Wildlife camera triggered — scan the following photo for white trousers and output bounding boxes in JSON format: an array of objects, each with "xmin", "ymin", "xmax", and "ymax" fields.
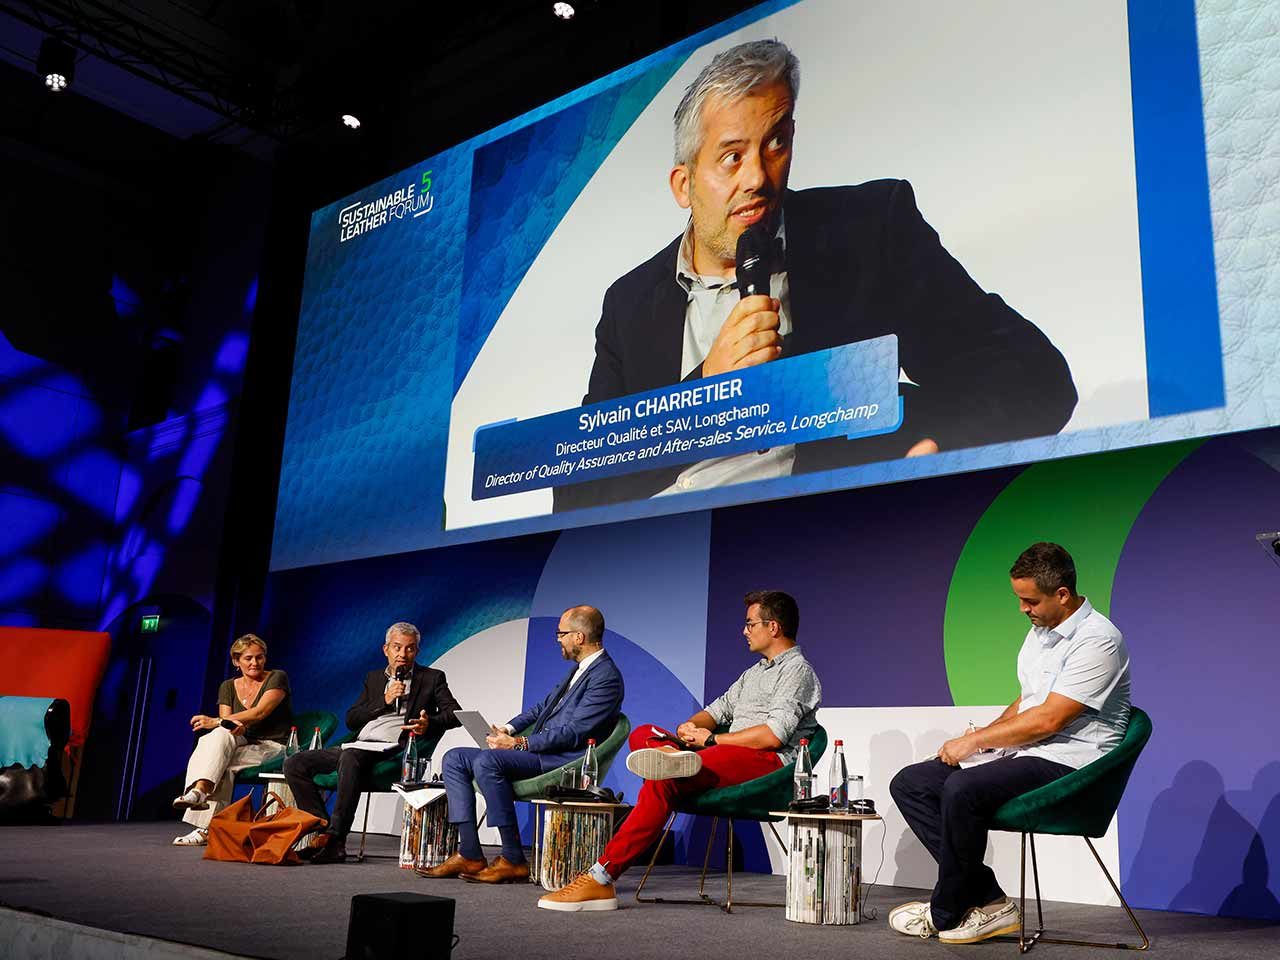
[{"xmin": 182, "ymin": 728, "xmax": 284, "ymax": 828}]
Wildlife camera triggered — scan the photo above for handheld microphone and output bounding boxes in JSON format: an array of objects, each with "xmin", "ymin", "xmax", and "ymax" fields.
[
  {"xmin": 394, "ymin": 666, "xmax": 409, "ymax": 713},
  {"xmin": 735, "ymin": 223, "xmax": 772, "ymax": 298}
]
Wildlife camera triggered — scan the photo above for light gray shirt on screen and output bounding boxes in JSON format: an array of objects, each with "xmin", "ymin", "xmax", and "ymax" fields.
[
  {"xmin": 1013, "ymin": 597, "xmax": 1131, "ymax": 769},
  {"xmin": 656, "ymin": 219, "xmax": 796, "ymax": 496},
  {"xmin": 705, "ymin": 645, "xmax": 821, "ymax": 765}
]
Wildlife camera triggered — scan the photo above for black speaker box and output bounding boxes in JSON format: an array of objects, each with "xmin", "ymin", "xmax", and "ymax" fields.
[{"xmin": 345, "ymin": 892, "xmax": 456, "ymax": 960}]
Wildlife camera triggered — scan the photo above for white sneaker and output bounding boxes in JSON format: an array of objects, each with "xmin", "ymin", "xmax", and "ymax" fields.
[
  {"xmin": 172, "ymin": 788, "xmax": 208, "ymax": 811},
  {"xmin": 625, "ymin": 748, "xmax": 702, "ymax": 781},
  {"xmin": 172, "ymin": 828, "xmax": 207, "ymax": 846},
  {"xmin": 938, "ymin": 900, "xmax": 1021, "ymax": 943},
  {"xmin": 889, "ymin": 901, "xmax": 937, "ymax": 938}
]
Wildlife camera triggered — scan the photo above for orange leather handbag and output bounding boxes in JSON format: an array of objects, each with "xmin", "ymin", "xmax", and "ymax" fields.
[{"xmin": 204, "ymin": 792, "xmax": 326, "ymax": 865}]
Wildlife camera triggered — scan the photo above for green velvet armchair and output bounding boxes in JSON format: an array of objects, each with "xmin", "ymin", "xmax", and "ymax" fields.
[
  {"xmin": 990, "ymin": 706, "xmax": 1153, "ymax": 953},
  {"xmin": 474, "ymin": 714, "xmax": 632, "ymax": 822},
  {"xmin": 313, "ymin": 728, "xmax": 445, "ymax": 861},
  {"xmin": 635, "ymin": 724, "xmax": 828, "ymax": 913},
  {"xmin": 234, "ymin": 709, "xmax": 339, "ymax": 789},
  {"xmin": 511, "ymin": 713, "xmax": 632, "ymax": 799}
]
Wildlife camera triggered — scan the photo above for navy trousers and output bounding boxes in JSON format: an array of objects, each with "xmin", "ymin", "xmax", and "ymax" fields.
[
  {"xmin": 890, "ymin": 756, "xmax": 1072, "ymax": 930},
  {"xmin": 441, "ymin": 746, "xmax": 546, "ymax": 829}
]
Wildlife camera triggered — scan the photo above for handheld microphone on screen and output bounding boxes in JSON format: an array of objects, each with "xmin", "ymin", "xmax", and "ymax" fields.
[
  {"xmin": 394, "ymin": 666, "xmax": 409, "ymax": 713},
  {"xmin": 734, "ymin": 223, "xmax": 772, "ymax": 298}
]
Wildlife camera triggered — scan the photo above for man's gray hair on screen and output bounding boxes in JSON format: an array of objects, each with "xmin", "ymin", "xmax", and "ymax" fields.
[
  {"xmin": 385, "ymin": 622, "xmax": 421, "ymax": 644},
  {"xmin": 672, "ymin": 38, "xmax": 800, "ymax": 167}
]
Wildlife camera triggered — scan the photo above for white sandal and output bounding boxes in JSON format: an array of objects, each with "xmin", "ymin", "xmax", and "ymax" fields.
[
  {"xmin": 173, "ymin": 828, "xmax": 208, "ymax": 846},
  {"xmin": 172, "ymin": 788, "xmax": 209, "ymax": 811}
]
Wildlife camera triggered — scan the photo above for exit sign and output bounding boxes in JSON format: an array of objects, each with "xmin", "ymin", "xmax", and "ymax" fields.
[{"xmin": 140, "ymin": 614, "xmax": 160, "ymax": 633}]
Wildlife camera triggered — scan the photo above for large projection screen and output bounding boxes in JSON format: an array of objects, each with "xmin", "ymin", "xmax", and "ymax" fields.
[{"xmin": 271, "ymin": 0, "xmax": 1255, "ymax": 572}]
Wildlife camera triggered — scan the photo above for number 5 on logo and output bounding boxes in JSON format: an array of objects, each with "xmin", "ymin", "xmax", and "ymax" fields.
[{"xmin": 421, "ymin": 170, "xmax": 432, "ymax": 193}]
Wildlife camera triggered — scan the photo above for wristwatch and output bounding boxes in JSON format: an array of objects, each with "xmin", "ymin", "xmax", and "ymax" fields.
[{"xmin": 705, "ymin": 733, "xmax": 717, "ymax": 747}]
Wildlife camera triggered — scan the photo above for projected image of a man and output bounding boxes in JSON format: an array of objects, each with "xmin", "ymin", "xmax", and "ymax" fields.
[
  {"xmin": 672, "ymin": 74, "xmax": 791, "ymax": 379},
  {"xmin": 553, "ymin": 39, "xmax": 1077, "ymax": 513}
]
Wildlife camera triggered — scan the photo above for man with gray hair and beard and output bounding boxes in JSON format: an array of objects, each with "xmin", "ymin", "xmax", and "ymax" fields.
[
  {"xmin": 285, "ymin": 621, "xmax": 462, "ymax": 864},
  {"xmin": 553, "ymin": 37, "xmax": 1076, "ymax": 512}
]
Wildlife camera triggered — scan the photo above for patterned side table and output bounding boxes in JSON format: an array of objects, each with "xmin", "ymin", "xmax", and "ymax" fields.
[
  {"xmin": 771, "ymin": 810, "xmax": 882, "ymax": 924},
  {"xmin": 530, "ymin": 799, "xmax": 631, "ymax": 891}
]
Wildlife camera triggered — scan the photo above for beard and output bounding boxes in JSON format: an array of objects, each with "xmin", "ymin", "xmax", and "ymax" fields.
[{"xmin": 690, "ymin": 188, "xmax": 778, "ymax": 266}]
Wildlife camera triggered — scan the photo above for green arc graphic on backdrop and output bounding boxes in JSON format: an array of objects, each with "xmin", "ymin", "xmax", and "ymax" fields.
[{"xmin": 944, "ymin": 439, "xmax": 1203, "ymax": 705}]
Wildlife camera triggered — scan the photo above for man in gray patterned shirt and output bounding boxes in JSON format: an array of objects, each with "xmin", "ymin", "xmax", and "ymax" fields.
[{"xmin": 539, "ymin": 589, "xmax": 822, "ymax": 912}]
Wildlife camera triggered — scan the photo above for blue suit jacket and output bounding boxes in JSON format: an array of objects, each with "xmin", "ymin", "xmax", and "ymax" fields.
[{"xmin": 508, "ymin": 651, "xmax": 624, "ymax": 772}]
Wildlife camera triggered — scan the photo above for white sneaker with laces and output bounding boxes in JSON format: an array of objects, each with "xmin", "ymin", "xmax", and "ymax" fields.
[
  {"xmin": 938, "ymin": 900, "xmax": 1021, "ymax": 943},
  {"xmin": 172, "ymin": 788, "xmax": 209, "ymax": 811},
  {"xmin": 889, "ymin": 900, "xmax": 937, "ymax": 938},
  {"xmin": 172, "ymin": 828, "xmax": 207, "ymax": 846}
]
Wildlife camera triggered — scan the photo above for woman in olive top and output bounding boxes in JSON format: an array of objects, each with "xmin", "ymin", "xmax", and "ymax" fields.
[{"xmin": 170, "ymin": 634, "xmax": 294, "ymax": 845}]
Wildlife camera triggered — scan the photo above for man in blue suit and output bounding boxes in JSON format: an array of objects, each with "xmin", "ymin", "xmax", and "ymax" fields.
[{"xmin": 423, "ymin": 604, "xmax": 624, "ymax": 883}]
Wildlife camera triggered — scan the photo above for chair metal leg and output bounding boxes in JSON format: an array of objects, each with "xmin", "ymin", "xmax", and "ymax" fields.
[
  {"xmin": 717, "ymin": 819, "xmax": 785, "ymax": 911},
  {"xmin": 1005, "ymin": 833, "xmax": 1149, "ymax": 953},
  {"xmin": 697, "ymin": 817, "xmax": 720, "ymax": 901},
  {"xmin": 356, "ymin": 792, "xmax": 371, "ymax": 862},
  {"xmin": 724, "ymin": 820, "xmax": 734, "ymax": 913},
  {"xmin": 634, "ymin": 812, "xmax": 681, "ymax": 903},
  {"xmin": 1030, "ymin": 833, "xmax": 1045, "ymax": 932},
  {"xmin": 766, "ymin": 821, "xmax": 785, "ymax": 848},
  {"xmin": 634, "ymin": 814, "xmax": 784, "ymax": 911}
]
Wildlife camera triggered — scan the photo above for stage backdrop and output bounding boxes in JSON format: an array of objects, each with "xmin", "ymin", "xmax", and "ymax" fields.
[
  {"xmin": 257, "ymin": 0, "xmax": 1280, "ymax": 919},
  {"xmin": 262, "ymin": 426, "xmax": 1280, "ymax": 919}
]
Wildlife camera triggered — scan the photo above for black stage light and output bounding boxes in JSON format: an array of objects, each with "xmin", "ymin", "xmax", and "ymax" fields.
[{"xmin": 37, "ymin": 36, "xmax": 76, "ymax": 93}]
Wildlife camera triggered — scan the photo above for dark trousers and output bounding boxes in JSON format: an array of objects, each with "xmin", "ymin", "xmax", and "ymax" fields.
[
  {"xmin": 889, "ymin": 756, "xmax": 1072, "ymax": 930},
  {"xmin": 283, "ymin": 746, "xmax": 390, "ymax": 841},
  {"xmin": 441, "ymin": 746, "xmax": 546, "ymax": 830}
]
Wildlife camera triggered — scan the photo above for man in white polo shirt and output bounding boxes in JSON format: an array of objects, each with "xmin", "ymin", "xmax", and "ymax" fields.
[{"xmin": 888, "ymin": 542, "xmax": 1131, "ymax": 944}]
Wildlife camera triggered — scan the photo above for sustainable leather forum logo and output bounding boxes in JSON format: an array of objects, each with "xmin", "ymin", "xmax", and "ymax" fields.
[{"xmin": 337, "ymin": 169, "xmax": 435, "ymax": 243}]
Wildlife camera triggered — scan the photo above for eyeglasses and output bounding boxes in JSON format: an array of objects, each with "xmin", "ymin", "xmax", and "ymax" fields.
[
  {"xmin": 555, "ymin": 630, "xmax": 581, "ymax": 638},
  {"xmin": 743, "ymin": 618, "xmax": 774, "ymax": 629}
]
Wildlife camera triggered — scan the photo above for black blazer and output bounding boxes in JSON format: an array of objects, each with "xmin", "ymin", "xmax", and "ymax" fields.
[
  {"xmin": 553, "ymin": 179, "xmax": 1078, "ymax": 511},
  {"xmin": 344, "ymin": 664, "xmax": 462, "ymax": 745}
]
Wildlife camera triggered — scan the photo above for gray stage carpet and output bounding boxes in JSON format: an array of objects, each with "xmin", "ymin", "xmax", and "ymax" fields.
[{"xmin": 0, "ymin": 823, "xmax": 1275, "ymax": 959}]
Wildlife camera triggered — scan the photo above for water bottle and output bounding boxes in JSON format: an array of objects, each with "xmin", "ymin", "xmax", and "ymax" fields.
[
  {"xmin": 793, "ymin": 738, "xmax": 814, "ymax": 801},
  {"xmin": 401, "ymin": 732, "xmax": 418, "ymax": 782},
  {"xmin": 828, "ymin": 739, "xmax": 849, "ymax": 810},
  {"xmin": 307, "ymin": 726, "xmax": 322, "ymax": 751},
  {"xmin": 581, "ymin": 738, "xmax": 599, "ymax": 790},
  {"xmin": 285, "ymin": 726, "xmax": 300, "ymax": 758}
]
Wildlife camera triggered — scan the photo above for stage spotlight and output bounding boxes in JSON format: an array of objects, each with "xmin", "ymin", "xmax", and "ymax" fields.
[
  {"xmin": 37, "ymin": 36, "xmax": 75, "ymax": 93},
  {"xmin": 553, "ymin": 2, "xmax": 575, "ymax": 20},
  {"xmin": 341, "ymin": 113, "xmax": 362, "ymax": 130}
]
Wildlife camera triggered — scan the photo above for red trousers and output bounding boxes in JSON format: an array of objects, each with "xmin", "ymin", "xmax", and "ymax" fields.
[{"xmin": 597, "ymin": 723, "xmax": 782, "ymax": 878}]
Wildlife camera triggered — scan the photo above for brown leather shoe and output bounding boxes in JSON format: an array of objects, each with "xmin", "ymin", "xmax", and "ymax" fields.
[
  {"xmin": 460, "ymin": 855, "xmax": 530, "ymax": 884},
  {"xmin": 417, "ymin": 852, "xmax": 487, "ymax": 879}
]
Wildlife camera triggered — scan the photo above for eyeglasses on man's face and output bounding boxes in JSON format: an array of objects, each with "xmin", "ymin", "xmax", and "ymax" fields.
[
  {"xmin": 743, "ymin": 618, "xmax": 774, "ymax": 630},
  {"xmin": 555, "ymin": 629, "xmax": 581, "ymax": 639}
]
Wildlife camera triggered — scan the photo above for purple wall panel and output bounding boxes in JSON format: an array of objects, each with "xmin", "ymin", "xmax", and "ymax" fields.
[
  {"xmin": 704, "ymin": 467, "xmax": 1016, "ymax": 706},
  {"xmin": 1113, "ymin": 440, "xmax": 1280, "ymax": 917}
]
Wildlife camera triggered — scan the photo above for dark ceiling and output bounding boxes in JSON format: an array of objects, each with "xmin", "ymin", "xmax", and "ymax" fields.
[
  {"xmin": 0, "ymin": 0, "xmax": 765, "ymax": 175},
  {"xmin": 0, "ymin": 1, "xmax": 767, "ymax": 406}
]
